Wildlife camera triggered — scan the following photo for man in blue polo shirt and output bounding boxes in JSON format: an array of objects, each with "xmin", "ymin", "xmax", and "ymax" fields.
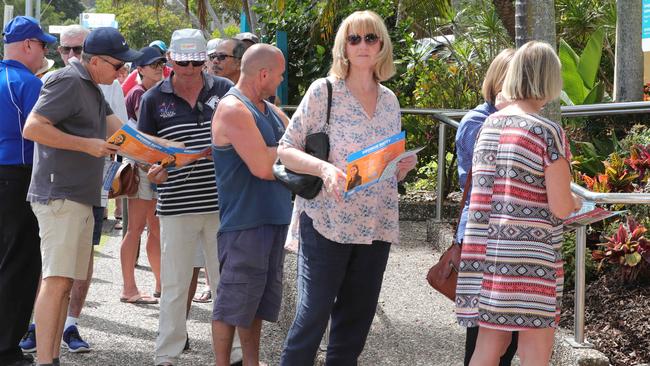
[{"xmin": 0, "ymin": 16, "xmax": 55, "ymax": 366}]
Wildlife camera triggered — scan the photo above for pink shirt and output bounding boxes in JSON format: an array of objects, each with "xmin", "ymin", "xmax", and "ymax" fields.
[{"xmin": 280, "ymin": 77, "xmax": 401, "ymax": 251}]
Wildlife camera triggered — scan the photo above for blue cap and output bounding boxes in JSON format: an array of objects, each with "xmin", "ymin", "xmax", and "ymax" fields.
[
  {"xmin": 83, "ymin": 27, "xmax": 142, "ymax": 62},
  {"xmin": 2, "ymin": 16, "xmax": 56, "ymax": 44},
  {"xmin": 149, "ymin": 40, "xmax": 168, "ymax": 53},
  {"xmin": 134, "ymin": 47, "xmax": 166, "ymax": 67}
]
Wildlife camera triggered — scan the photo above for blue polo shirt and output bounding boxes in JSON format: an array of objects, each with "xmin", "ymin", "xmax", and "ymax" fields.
[
  {"xmin": 138, "ymin": 72, "xmax": 233, "ymax": 216},
  {"xmin": 0, "ymin": 60, "xmax": 42, "ymax": 165}
]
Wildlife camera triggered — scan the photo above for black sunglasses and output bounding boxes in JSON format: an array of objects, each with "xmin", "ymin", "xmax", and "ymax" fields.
[
  {"xmin": 60, "ymin": 45, "xmax": 83, "ymax": 54},
  {"xmin": 346, "ymin": 33, "xmax": 380, "ymax": 46},
  {"xmin": 28, "ymin": 39, "xmax": 48, "ymax": 50},
  {"xmin": 146, "ymin": 60, "xmax": 166, "ymax": 69},
  {"xmin": 209, "ymin": 53, "xmax": 238, "ymax": 61},
  {"xmin": 98, "ymin": 56, "xmax": 125, "ymax": 71},
  {"xmin": 175, "ymin": 60, "xmax": 205, "ymax": 67}
]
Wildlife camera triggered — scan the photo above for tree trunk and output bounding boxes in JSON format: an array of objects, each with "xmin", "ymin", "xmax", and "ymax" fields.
[
  {"xmin": 614, "ymin": 0, "xmax": 643, "ymax": 102},
  {"xmin": 204, "ymin": 0, "xmax": 225, "ymax": 35},
  {"xmin": 492, "ymin": 0, "xmax": 516, "ymax": 42},
  {"xmin": 515, "ymin": 0, "xmax": 560, "ymax": 122}
]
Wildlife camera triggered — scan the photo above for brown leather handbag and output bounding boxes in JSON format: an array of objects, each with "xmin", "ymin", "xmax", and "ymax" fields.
[
  {"xmin": 426, "ymin": 168, "xmax": 472, "ymax": 301},
  {"xmin": 108, "ymin": 162, "xmax": 140, "ymax": 199}
]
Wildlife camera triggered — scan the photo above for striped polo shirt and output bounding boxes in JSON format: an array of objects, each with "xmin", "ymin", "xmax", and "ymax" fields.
[{"xmin": 137, "ymin": 71, "xmax": 233, "ymax": 216}]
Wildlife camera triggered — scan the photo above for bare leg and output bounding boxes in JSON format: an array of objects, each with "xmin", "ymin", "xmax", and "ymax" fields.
[
  {"xmin": 144, "ymin": 200, "xmax": 161, "ymax": 294},
  {"xmin": 517, "ymin": 328, "xmax": 555, "ymax": 366},
  {"xmin": 68, "ymin": 248, "xmax": 94, "ymax": 318},
  {"xmin": 212, "ymin": 320, "xmax": 235, "ymax": 366},
  {"xmin": 120, "ymin": 199, "xmax": 149, "ymax": 298},
  {"xmin": 238, "ymin": 318, "xmax": 262, "ymax": 366},
  {"xmin": 34, "ymin": 276, "xmax": 73, "ymax": 363},
  {"xmin": 469, "ymin": 326, "xmax": 512, "ymax": 366},
  {"xmin": 186, "ymin": 267, "xmax": 200, "ymax": 318}
]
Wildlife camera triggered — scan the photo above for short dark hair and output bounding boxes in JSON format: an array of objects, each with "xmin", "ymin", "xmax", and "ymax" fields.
[{"xmin": 231, "ymin": 39, "xmax": 247, "ymax": 59}]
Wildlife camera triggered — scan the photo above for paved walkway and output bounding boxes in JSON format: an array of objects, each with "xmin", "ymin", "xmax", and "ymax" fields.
[{"xmin": 52, "ymin": 220, "xmax": 466, "ymax": 365}]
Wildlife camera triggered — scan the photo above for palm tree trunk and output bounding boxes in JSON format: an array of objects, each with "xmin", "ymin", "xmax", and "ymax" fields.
[{"xmin": 492, "ymin": 0, "xmax": 515, "ymax": 42}]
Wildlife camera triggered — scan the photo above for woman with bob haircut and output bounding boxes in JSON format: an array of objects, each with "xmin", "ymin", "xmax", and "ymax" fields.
[
  {"xmin": 278, "ymin": 10, "xmax": 417, "ymax": 365},
  {"xmin": 455, "ymin": 41, "xmax": 582, "ymax": 366},
  {"xmin": 455, "ymin": 48, "xmax": 520, "ymax": 366}
]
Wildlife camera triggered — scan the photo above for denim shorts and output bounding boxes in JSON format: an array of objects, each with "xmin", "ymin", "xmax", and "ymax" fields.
[{"xmin": 212, "ymin": 224, "xmax": 288, "ymax": 327}]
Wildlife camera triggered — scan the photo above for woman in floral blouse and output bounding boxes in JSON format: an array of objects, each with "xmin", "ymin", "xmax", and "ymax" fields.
[{"xmin": 277, "ymin": 10, "xmax": 417, "ymax": 365}]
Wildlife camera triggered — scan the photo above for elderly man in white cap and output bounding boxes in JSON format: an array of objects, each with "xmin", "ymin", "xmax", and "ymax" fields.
[{"xmin": 137, "ymin": 28, "xmax": 241, "ymax": 366}]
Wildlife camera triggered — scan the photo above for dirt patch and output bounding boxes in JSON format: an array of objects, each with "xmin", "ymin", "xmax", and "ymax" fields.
[{"xmin": 561, "ymin": 271, "xmax": 650, "ymax": 366}]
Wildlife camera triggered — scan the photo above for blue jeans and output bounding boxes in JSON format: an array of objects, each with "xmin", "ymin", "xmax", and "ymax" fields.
[{"xmin": 280, "ymin": 213, "xmax": 391, "ymax": 366}]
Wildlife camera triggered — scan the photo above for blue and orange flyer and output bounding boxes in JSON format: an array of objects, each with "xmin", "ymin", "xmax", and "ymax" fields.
[
  {"xmin": 107, "ymin": 122, "xmax": 210, "ymax": 169},
  {"xmin": 344, "ymin": 131, "xmax": 423, "ymax": 197}
]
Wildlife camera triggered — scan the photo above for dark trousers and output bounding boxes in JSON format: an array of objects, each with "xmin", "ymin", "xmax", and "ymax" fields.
[
  {"xmin": 0, "ymin": 166, "xmax": 40, "ymax": 365},
  {"xmin": 280, "ymin": 213, "xmax": 391, "ymax": 366},
  {"xmin": 464, "ymin": 326, "xmax": 519, "ymax": 366}
]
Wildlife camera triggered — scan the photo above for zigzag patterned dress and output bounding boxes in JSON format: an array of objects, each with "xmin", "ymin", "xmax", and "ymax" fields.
[{"xmin": 455, "ymin": 113, "xmax": 570, "ymax": 331}]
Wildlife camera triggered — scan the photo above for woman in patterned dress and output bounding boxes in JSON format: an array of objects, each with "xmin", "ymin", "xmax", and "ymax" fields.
[
  {"xmin": 277, "ymin": 10, "xmax": 417, "ymax": 365},
  {"xmin": 455, "ymin": 41, "xmax": 582, "ymax": 366}
]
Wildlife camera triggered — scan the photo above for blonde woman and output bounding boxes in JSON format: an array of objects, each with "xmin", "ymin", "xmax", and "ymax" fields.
[
  {"xmin": 456, "ymin": 41, "xmax": 582, "ymax": 366},
  {"xmin": 278, "ymin": 10, "xmax": 416, "ymax": 365}
]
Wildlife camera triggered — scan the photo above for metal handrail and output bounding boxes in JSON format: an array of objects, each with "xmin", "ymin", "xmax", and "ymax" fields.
[{"xmin": 569, "ymin": 184, "xmax": 650, "ymax": 346}]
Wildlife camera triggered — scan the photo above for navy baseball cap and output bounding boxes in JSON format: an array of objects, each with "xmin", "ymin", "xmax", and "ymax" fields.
[
  {"xmin": 83, "ymin": 27, "xmax": 142, "ymax": 62},
  {"xmin": 3, "ymin": 16, "xmax": 56, "ymax": 44},
  {"xmin": 134, "ymin": 47, "xmax": 166, "ymax": 67}
]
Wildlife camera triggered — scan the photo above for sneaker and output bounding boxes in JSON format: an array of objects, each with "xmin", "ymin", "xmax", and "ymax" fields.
[
  {"xmin": 19, "ymin": 324, "xmax": 36, "ymax": 353},
  {"xmin": 62, "ymin": 325, "xmax": 91, "ymax": 353}
]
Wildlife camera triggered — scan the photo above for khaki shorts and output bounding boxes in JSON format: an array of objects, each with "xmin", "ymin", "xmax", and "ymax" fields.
[
  {"xmin": 32, "ymin": 199, "xmax": 94, "ymax": 280},
  {"xmin": 132, "ymin": 164, "xmax": 157, "ymax": 200}
]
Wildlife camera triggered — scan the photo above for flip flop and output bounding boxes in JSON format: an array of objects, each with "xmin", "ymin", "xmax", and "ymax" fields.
[
  {"xmin": 192, "ymin": 289, "xmax": 212, "ymax": 303},
  {"xmin": 114, "ymin": 221, "xmax": 123, "ymax": 230},
  {"xmin": 120, "ymin": 293, "xmax": 158, "ymax": 304}
]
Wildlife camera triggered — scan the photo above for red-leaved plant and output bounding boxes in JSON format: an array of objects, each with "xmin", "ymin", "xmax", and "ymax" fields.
[
  {"xmin": 592, "ymin": 216, "xmax": 650, "ymax": 283},
  {"xmin": 624, "ymin": 144, "xmax": 650, "ymax": 184}
]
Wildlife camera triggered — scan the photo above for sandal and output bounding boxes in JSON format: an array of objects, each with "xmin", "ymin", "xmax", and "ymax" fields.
[
  {"xmin": 114, "ymin": 221, "xmax": 123, "ymax": 230},
  {"xmin": 192, "ymin": 289, "xmax": 212, "ymax": 303},
  {"xmin": 120, "ymin": 293, "xmax": 158, "ymax": 304}
]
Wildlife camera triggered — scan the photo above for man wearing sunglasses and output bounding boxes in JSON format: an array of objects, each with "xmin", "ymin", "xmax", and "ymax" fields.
[
  {"xmin": 0, "ymin": 16, "xmax": 55, "ymax": 366},
  {"xmin": 137, "ymin": 28, "xmax": 242, "ymax": 366},
  {"xmin": 21, "ymin": 24, "xmax": 130, "ymax": 359},
  {"xmin": 22, "ymin": 27, "xmax": 141, "ymax": 366},
  {"xmin": 209, "ymin": 38, "xmax": 246, "ymax": 83}
]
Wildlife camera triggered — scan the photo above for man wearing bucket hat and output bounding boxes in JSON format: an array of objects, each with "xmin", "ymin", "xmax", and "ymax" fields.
[
  {"xmin": 22, "ymin": 27, "xmax": 141, "ymax": 366},
  {"xmin": 0, "ymin": 15, "xmax": 55, "ymax": 366},
  {"xmin": 136, "ymin": 28, "xmax": 241, "ymax": 366}
]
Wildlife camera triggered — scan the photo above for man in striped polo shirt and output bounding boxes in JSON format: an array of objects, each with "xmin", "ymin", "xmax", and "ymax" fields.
[{"xmin": 137, "ymin": 29, "xmax": 240, "ymax": 366}]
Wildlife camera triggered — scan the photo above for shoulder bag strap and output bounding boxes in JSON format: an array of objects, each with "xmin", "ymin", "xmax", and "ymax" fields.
[{"xmin": 325, "ymin": 78, "xmax": 332, "ymax": 126}]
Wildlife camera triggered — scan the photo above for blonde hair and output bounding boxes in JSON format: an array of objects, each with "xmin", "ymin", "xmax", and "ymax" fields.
[
  {"xmin": 329, "ymin": 10, "xmax": 395, "ymax": 81},
  {"xmin": 501, "ymin": 41, "xmax": 562, "ymax": 101},
  {"xmin": 481, "ymin": 48, "xmax": 515, "ymax": 104}
]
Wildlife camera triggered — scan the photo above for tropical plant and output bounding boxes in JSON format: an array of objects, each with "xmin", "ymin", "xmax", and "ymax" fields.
[
  {"xmin": 592, "ymin": 216, "xmax": 650, "ymax": 283},
  {"xmin": 580, "ymin": 152, "xmax": 638, "ymax": 193},
  {"xmin": 559, "ymin": 29, "xmax": 606, "ymax": 106}
]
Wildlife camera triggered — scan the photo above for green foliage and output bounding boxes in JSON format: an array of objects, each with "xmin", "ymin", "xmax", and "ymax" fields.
[
  {"xmin": 562, "ymin": 231, "xmax": 597, "ymax": 290},
  {"xmin": 96, "ymin": 0, "xmax": 192, "ymax": 49},
  {"xmin": 559, "ymin": 29, "xmax": 606, "ymax": 105},
  {"xmin": 405, "ymin": 152, "xmax": 456, "ymax": 191},
  {"xmin": 211, "ymin": 25, "xmax": 240, "ymax": 39},
  {"xmin": 570, "ymin": 131, "xmax": 619, "ymax": 177}
]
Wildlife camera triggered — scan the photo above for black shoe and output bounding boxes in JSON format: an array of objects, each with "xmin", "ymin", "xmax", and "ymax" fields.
[
  {"xmin": 229, "ymin": 361, "xmax": 243, "ymax": 366},
  {"xmin": 183, "ymin": 333, "xmax": 190, "ymax": 352}
]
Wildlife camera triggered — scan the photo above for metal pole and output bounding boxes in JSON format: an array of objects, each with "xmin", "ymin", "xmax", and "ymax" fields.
[
  {"xmin": 436, "ymin": 123, "xmax": 446, "ymax": 221},
  {"xmin": 24, "ymin": 0, "xmax": 33, "ymax": 17},
  {"xmin": 570, "ymin": 225, "xmax": 591, "ymax": 347}
]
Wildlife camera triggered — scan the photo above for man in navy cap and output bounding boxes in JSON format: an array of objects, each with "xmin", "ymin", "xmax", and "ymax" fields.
[
  {"xmin": 22, "ymin": 27, "xmax": 141, "ymax": 366},
  {"xmin": 0, "ymin": 15, "xmax": 55, "ymax": 366}
]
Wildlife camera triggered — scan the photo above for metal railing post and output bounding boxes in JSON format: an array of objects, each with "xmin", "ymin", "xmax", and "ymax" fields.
[
  {"xmin": 568, "ymin": 225, "xmax": 592, "ymax": 348},
  {"xmin": 436, "ymin": 123, "xmax": 446, "ymax": 222}
]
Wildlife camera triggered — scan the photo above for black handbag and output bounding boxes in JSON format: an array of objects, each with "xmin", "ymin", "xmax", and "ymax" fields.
[{"xmin": 273, "ymin": 79, "xmax": 332, "ymax": 199}]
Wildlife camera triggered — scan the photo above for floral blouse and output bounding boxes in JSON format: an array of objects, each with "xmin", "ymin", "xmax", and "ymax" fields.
[{"xmin": 280, "ymin": 76, "xmax": 402, "ymax": 251}]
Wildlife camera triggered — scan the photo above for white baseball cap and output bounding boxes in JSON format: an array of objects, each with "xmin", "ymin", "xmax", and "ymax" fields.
[{"xmin": 169, "ymin": 29, "xmax": 207, "ymax": 61}]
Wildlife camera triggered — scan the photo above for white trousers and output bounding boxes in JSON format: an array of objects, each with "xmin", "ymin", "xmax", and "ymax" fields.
[{"xmin": 154, "ymin": 213, "xmax": 242, "ymax": 365}]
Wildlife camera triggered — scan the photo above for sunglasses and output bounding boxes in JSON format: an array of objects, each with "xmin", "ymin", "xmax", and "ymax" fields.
[
  {"xmin": 346, "ymin": 33, "xmax": 380, "ymax": 46},
  {"xmin": 146, "ymin": 60, "xmax": 166, "ymax": 69},
  {"xmin": 98, "ymin": 55, "xmax": 125, "ymax": 71},
  {"xmin": 60, "ymin": 45, "xmax": 83, "ymax": 55},
  {"xmin": 28, "ymin": 39, "xmax": 48, "ymax": 50},
  {"xmin": 209, "ymin": 53, "xmax": 238, "ymax": 61},
  {"xmin": 175, "ymin": 60, "xmax": 205, "ymax": 67}
]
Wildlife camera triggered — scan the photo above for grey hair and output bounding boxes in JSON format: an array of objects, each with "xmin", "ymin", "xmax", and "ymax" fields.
[
  {"xmin": 231, "ymin": 39, "xmax": 246, "ymax": 59},
  {"xmin": 61, "ymin": 25, "xmax": 90, "ymax": 40},
  {"xmin": 81, "ymin": 52, "xmax": 96, "ymax": 63}
]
